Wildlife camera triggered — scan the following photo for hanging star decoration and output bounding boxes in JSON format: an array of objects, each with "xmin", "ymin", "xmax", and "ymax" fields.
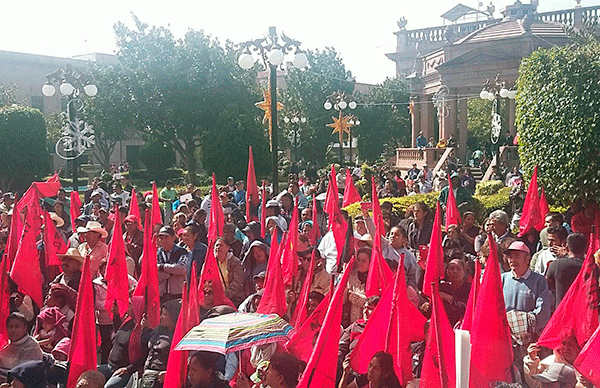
[
  {"xmin": 327, "ymin": 111, "xmax": 355, "ymax": 144},
  {"xmin": 256, "ymin": 88, "xmax": 284, "ymax": 151}
]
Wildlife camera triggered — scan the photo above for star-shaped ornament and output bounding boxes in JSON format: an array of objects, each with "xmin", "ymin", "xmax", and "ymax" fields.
[
  {"xmin": 326, "ymin": 111, "xmax": 355, "ymax": 144},
  {"xmin": 255, "ymin": 88, "xmax": 284, "ymax": 151}
]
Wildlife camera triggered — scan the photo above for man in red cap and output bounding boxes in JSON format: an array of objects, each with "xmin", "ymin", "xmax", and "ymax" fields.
[{"xmin": 123, "ymin": 215, "xmax": 143, "ymax": 264}]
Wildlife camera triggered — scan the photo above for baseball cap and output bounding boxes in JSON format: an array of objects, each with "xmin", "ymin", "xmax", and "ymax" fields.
[
  {"xmin": 158, "ymin": 225, "xmax": 175, "ymax": 236},
  {"xmin": 533, "ymin": 363, "xmax": 576, "ymax": 387},
  {"xmin": 506, "ymin": 241, "xmax": 531, "ymax": 256}
]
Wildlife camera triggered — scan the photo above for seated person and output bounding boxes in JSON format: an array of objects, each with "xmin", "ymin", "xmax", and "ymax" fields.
[
  {"xmin": 0, "ymin": 313, "xmax": 44, "ymax": 382},
  {"xmin": 186, "ymin": 351, "xmax": 230, "ymax": 388}
]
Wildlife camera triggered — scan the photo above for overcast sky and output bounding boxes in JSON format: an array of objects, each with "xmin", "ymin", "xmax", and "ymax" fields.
[{"xmin": 3, "ymin": 0, "xmax": 598, "ymax": 84}]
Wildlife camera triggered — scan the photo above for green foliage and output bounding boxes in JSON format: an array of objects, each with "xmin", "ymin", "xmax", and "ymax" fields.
[
  {"xmin": 473, "ymin": 187, "xmax": 511, "ymax": 217},
  {"xmin": 474, "ymin": 180, "xmax": 504, "ymax": 196},
  {"xmin": 516, "ymin": 41, "xmax": 600, "ymax": 204},
  {"xmin": 139, "ymin": 139, "xmax": 176, "ymax": 171},
  {"xmin": 356, "ymin": 77, "xmax": 411, "ymax": 162},
  {"xmin": 128, "ymin": 168, "xmax": 184, "ymax": 186},
  {"xmin": 467, "ymin": 98, "xmax": 507, "ymax": 152},
  {"xmin": 0, "ymin": 83, "xmax": 20, "ymax": 106},
  {"xmin": 0, "ymin": 105, "xmax": 50, "ymax": 191}
]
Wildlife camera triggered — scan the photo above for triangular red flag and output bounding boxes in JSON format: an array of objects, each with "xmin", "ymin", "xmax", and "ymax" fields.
[
  {"xmin": 574, "ymin": 324, "xmax": 600, "ymax": 387},
  {"xmin": 539, "ymin": 187, "xmax": 550, "ymax": 223},
  {"xmin": 469, "ymin": 235, "xmax": 513, "ymax": 387},
  {"xmin": 4, "ymin": 193, "xmax": 22, "ymax": 268},
  {"xmin": 325, "ymin": 165, "xmax": 339, "ymax": 230},
  {"xmin": 351, "ymin": 257, "xmax": 426, "ymax": 385},
  {"xmin": 133, "ymin": 210, "xmax": 161, "ymax": 328},
  {"xmin": 32, "ymin": 180, "xmax": 61, "ymax": 198},
  {"xmin": 281, "ymin": 198, "xmax": 299, "ymax": 286},
  {"xmin": 47, "ymin": 172, "xmax": 60, "ymax": 183},
  {"xmin": 105, "ymin": 208, "xmax": 130, "ymax": 318},
  {"xmin": 460, "ymin": 259, "xmax": 481, "ymax": 331},
  {"xmin": 285, "ymin": 293, "xmax": 331, "ymax": 362},
  {"xmin": 43, "ymin": 210, "xmax": 67, "ymax": 267},
  {"xmin": 308, "ymin": 195, "xmax": 320, "ymax": 246},
  {"xmin": 420, "ymin": 282, "xmax": 456, "ymax": 388},
  {"xmin": 297, "ymin": 257, "xmax": 356, "ymax": 388},
  {"xmin": 342, "ymin": 169, "xmax": 361, "ymax": 208},
  {"xmin": 188, "ymin": 263, "xmax": 201, "ymax": 328},
  {"xmin": 257, "ymin": 234, "xmax": 287, "ymax": 317},
  {"xmin": 208, "ymin": 174, "xmax": 225, "ymax": 243},
  {"xmin": 0, "ymin": 256, "xmax": 12, "ymax": 348},
  {"xmin": 445, "ymin": 177, "xmax": 462, "ymax": 229},
  {"xmin": 128, "ymin": 187, "xmax": 142, "ymax": 230},
  {"xmin": 163, "ymin": 281, "xmax": 193, "ymax": 387},
  {"xmin": 291, "ymin": 248, "xmax": 317, "ymax": 327},
  {"xmin": 246, "ymin": 146, "xmax": 260, "ymax": 222},
  {"xmin": 198, "ymin": 242, "xmax": 235, "ymax": 309},
  {"xmin": 67, "ymin": 257, "xmax": 97, "ymax": 388},
  {"xmin": 519, "ymin": 165, "xmax": 543, "ymax": 236},
  {"xmin": 69, "ymin": 191, "xmax": 82, "ymax": 232},
  {"xmin": 151, "ymin": 182, "xmax": 162, "ymax": 229},
  {"xmin": 260, "ymin": 180, "xmax": 267, "ymax": 239},
  {"xmin": 423, "ymin": 201, "xmax": 444, "ymax": 298},
  {"xmin": 537, "ymin": 233, "xmax": 600, "ymax": 349}
]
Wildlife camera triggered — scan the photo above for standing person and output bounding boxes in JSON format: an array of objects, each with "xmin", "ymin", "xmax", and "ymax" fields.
[
  {"xmin": 156, "ymin": 226, "xmax": 188, "ymax": 303},
  {"xmin": 77, "ymin": 221, "xmax": 109, "ymax": 275},
  {"xmin": 159, "ymin": 180, "xmax": 178, "ymax": 225},
  {"xmin": 110, "ymin": 184, "xmax": 130, "ymax": 207},
  {"xmin": 405, "ymin": 163, "xmax": 420, "ymax": 181},
  {"xmin": 531, "ymin": 226, "xmax": 568, "ymax": 276},
  {"xmin": 233, "ymin": 181, "xmax": 246, "ymax": 208},
  {"xmin": 546, "ymin": 233, "xmax": 587, "ymax": 307},
  {"xmin": 416, "ymin": 131, "xmax": 427, "ymax": 149}
]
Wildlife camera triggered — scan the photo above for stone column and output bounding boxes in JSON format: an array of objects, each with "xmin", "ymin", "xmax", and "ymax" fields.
[
  {"xmin": 410, "ymin": 99, "xmax": 421, "ymax": 147},
  {"xmin": 440, "ymin": 90, "xmax": 457, "ymax": 142},
  {"xmin": 420, "ymin": 95, "xmax": 435, "ymax": 144},
  {"xmin": 458, "ymin": 95, "xmax": 468, "ymax": 162},
  {"xmin": 508, "ymin": 98, "xmax": 516, "ymax": 136}
]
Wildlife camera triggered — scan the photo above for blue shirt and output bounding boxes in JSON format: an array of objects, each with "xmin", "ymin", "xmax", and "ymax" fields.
[{"xmin": 501, "ymin": 269, "xmax": 554, "ymax": 332}]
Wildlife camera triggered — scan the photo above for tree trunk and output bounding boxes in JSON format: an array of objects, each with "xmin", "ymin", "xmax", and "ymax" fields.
[{"xmin": 184, "ymin": 145, "xmax": 198, "ymax": 185}]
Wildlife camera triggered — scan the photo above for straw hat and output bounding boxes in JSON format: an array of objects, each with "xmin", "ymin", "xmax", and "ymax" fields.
[
  {"xmin": 57, "ymin": 248, "xmax": 85, "ymax": 264},
  {"xmin": 76, "ymin": 221, "xmax": 108, "ymax": 239},
  {"xmin": 48, "ymin": 212, "xmax": 64, "ymax": 228}
]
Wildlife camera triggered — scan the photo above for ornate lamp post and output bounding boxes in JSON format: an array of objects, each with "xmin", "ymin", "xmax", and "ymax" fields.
[
  {"xmin": 479, "ymin": 74, "xmax": 516, "ymax": 145},
  {"xmin": 42, "ymin": 64, "xmax": 97, "ymax": 192},
  {"xmin": 283, "ymin": 112, "xmax": 306, "ymax": 163},
  {"xmin": 324, "ymin": 92, "xmax": 358, "ymax": 162},
  {"xmin": 238, "ymin": 27, "xmax": 307, "ymax": 192}
]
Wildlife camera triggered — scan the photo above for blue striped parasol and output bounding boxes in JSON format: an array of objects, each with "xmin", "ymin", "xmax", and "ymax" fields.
[{"xmin": 175, "ymin": 312, "xmax": 293, "ymax": 354}]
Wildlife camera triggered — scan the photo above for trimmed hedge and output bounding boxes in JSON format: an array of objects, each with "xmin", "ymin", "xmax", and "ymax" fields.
[{"xmin": 475, "ymin": 180, "xmax": 504, "ymax": 196}]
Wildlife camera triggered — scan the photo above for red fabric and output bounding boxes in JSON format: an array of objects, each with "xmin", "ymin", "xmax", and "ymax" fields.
[
  {"xmin": 32, "ymin": 180, "xmax": 61, "ymax": 198},
  {"xmin": 574, "ymin": 324, "xmax": 600, "ymax": 387},
  {"xmin": 4, "ymin": 193, "xmax": 21, "ymax": 268},
  {"xmin": 128, "ymin": 187, "xmax": 142, "ymax": 230},
  {"xmin": 260, "ymin": 180, "xmax": 267, "ymax": 239},
  {"xmin": 519, "ymin": 165, "xmax": 543, "ymax": 236},
  {"xmin": 423, "ymin": 202, "xmax": 444, "ymax": 298},
  {"xmin": 69, "ymin": 191, "xmax": 82, "ymax": 232},
  {"xmin": 351, "ymin": 257, "xmax": 426, "ymax": 386},
  {"xmin": 47, "ymin": 172, "xmax": 60, "ymax": 183},
  {"xmin": 342, "ymin": 169, "xmax": 361, "ymax": 208},
  {"xmin": 133, "ymin": 210, "xmax": 161, "ymax": 328},
  {"xmin": 285, "ymin": 294, "xmax": 331, "ymax": 362},
  {"xmin": 308, "ymin": 195, "xmax": 320, "ymax": 246},
  {"xmin": 297, "ymin": 257, "xmax": 355, "ymax": 388},
  {"xmin": 105, "ymin": 209, "xmax": 130, "ymax": 318},
  {"xmin": 325, "ymin": 166, "xmax": 338, "ymax": 230},
  {"xmin": 67, "ymin": 257, "xmax": 98, "ymax": 388},
  {"xmin": 187, "ymin": 262, "xmax": 201, "ymax": 328},
  {"xmin": 291, "ymin": 248, "xmax": 317, "ymax": 327},
  {"xmin": 365, "ymin": 177, "xmax": 393, "ymax": 297},
  {"xmin": 420, "ymin": 282, "xmax": 456, "ymax": 388},
  {"xmin": 198, "ymin": 241, "xmax": 235, "ymax": 309},
  {"xmin": 257, "ymin": 235, "xmax": 287, "ymax": 317},
  {"xmin": 208, "ymin": 174, "xmax": 225, "ymax": 243},
  {"xmin": 151, "ymin": 182, "xmax": 162, "ymax": 229},
  {"xmin": 246, "ymin": 146, "xmax": 260, "ymax": 222},
  {"xmin": 460, "ymin": 259, "xmax": 481, "ymax": 331},
  {"xmin": 539, "ymin": 188, "xmax": 550, "ymax": 220},
  {"xmin": 469, "ymin": 235, "xmax": 513, "ymax": 387},
  {"xmin": 445, "ymin": 177, "xmax": 461, "ymax": 229},
  {"xmin": 0, "ymin": 256, "xmax": 11, "ymax": 347},
  {"xmin": 43, "ymin": 210, "xmax": 67, "ymax": 266},
  {"xmin": 536, "ymin": 233, "xmax": 600, "ymax": 349},
  {"xmin": 163, "ymin": 283, "xmax": 191, "ymax": 387},
  {"xmin": 281, "ymin": 199, "xmax": 299, "ymax": 286}
]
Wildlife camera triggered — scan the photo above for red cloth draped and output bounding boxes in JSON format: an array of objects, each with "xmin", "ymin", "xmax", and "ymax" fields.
[
  {"xmin": 445, "ymin": 177, "xmax": 461, "ymax": 229},
  {"xmin": 69, "ymin": 191, "xmax": 82, "ymax": 232},
  {"xmin": 163, "ymin": 284, "xmax": 189, "ymax": 388},
  {"xmin": 291, "ymin": 248, "xmax": 317, "ymax": 327},
  {"xmin": 4, "ymin": 193, "xmax": 21, "ymax": 267},
  {"xmin": 67, "ymin": 257, "xmax": 97, "ymax": 388},
  {"xmin": 257, "ymin": 234, "xmax": 287, "ymax": 317},
  {"xmin": 423, "ymin": 201, "xmax": 444, "ymax": 298},
  {"xmin": 128, "ymin": 187, "xmax": 142, "ymax": 230},
  {"xmin": 198, "ymin": 240, "xmax": 235, "ymax": 309},
  {"xmin": 0, "ymin": 256, "xmax": 11, "ymax": 347},
  {"xmin": 342, "ymin": 169, "xmax": 361, "ymax": 207},
  {"xmin": 282, "ymin": 199, "xmax": 299, "ymax": 286},
  {"xmin": 519, "ymin": 165, "xmax": 543, "ymax": 236},
  {"xmin": 285, "ymin": 294, "xmax": 331, "ymax": 362},
  {"xmin": 261, "ymin": 180, "xmax": 267, "ymax": 239},
  {"xmin": 208, "ymin": 174, "xmax": 224, "ymax": 244},
  {"xmin": 308, "ymin": 195, "xmax": 320, "ymax": 246},
  {"xmin": 246, "ymin": 146, "xmax": 260, "ymax": 222},
  {"xmin": 133, "ymin": 210, "xmax": 161, "ymax": 328},
  {"xmin": 574, "ymin": 324, "xmax": 600, "ymax": 387},
  {"xmin": 420, "ymin": 282, "xmax": 456, "ymax": 388},
  {"xmin": 43, "ymin": 210, "xmax": 67, "ymax": 267},
  {"xmin": 297, "ymin": 257, "xmax": 355, "ymax": 388},
  {"xmin": 188, "ymin": 263, "xmax": 201, "ymax": 327},
  {"xmin": 539, "ymin": 187, "xmax": 550, "ymax": 220},
  {"xmin": 460, "ymin": 259, "xmax": 481, "ymax": 331},
  {"xmin": 469, "ymin": 235, "xmax": 513, "ymax": 387},
  {"xmin": 105, "ymin": 208, "xmax": 130, "ymax": 318},
  {"xmin": 325, "ymin": 166, "xmax": 339, "ymax": 230},
  {"xmin": 151, "ymin": 182, "xmax": 162, "ymax": 229}
]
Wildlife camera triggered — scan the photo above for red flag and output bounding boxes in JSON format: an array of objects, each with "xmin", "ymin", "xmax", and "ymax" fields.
[
  {"xmin": 133, "ymin": 210, "xmax": 161, "ymax": 328},
  {"xmin": 43, "ymin": 210, "xmax": 67, "ymax": 267},
  {"xmin": 0, "ymin": 256, "xmax": 12, "ymax": 347},
  {"xmin": 423, "ymin": 201, "xmax": 444, "ymax": 298},
  {"xmin": 537, "ymin": 233, "xmax": 600, "ymax": 349},
  {"xmin": 420, "ymin": 282, "xmax": 456, "ymax": 388},
  {"xmin": 151, "ymin": 182, "xmax": 162, "ymax": 229},
  {"xmin": 69, "ymin": 191, "xmax": 82, "ymax": 232},
  {"xmin": 308, "ymin": 195, "xmax": 320, "ymax": 246},
  {"xmin": 208, "ymin": 174, "xmax": 225, "ymax": 243},
  {"xmin": 246, "ymin": 146, "xmax": 260, "ymax": 222},
  {"xmin": 4, "ymin": 193, "xmax": 22, "ymax": 267},
  {"xmin": 47, "ymin": 172, "xmax": 60, "ymax": 183},
  {"xmin": 188, "ymin": 263, "xmax": 201, "ymax": 327},
  {"xmin": 342, "ymin": 169, "xmax": 361, "ymax": 208},
  {"xmin": 281, "ymin": 198, "xmax": 299, "ymax": 286},
  {"xmin": 291, "ymin": 248, "xmax": 317, "ymax": 327},
  {"xmin": 198, "ymin": 242, "xmax": 235, "ymax": 309},
  {"xmin": 539, "ymin": 187, "xmax": 550, "ymax": 221},
  {"xmin": 460, "ymin": 259, "xmax": 481, "ymax": 331},
  {"xmin": 325, "ymin": 165, "xmax": 339, "ymax": 230},
  {"xmin": 285, "ymin": 293, "xmax": 331, "ymax": 362},
  {"xmin": 351, "ymin": 257, "xmax": 426, "ymax": 385},
  {"xmin": 32, "ymin": 180, "xmax": 61, "ymax": 198},
  {"xmin": 257, "ymin": 234, "xmax": 287, "ymax": 317},
  {"xmin": 297, "ymin": 257, "xmax": 356, "ymax": 388},
  {"xmin": 469, "ymin": 235, "xmax": 513, "ymax": 387},
  {"xmin": 260, "ymin": 180, "xmax": 267, "ymax": 239},
  {"xmin": 67, "ymin": 257, "xmax": 97, "ymax": 388},
  {"xmin": 519, "ymin": 165, "xmax": 543, "ymax": 236},
  {"xmin": 366, "ymin": 177, "xmax": 393, "ymax": 297},
  {"xmin": 105, "ymin": 208, "xmax": 130, "ymax": 318},
  {"xmin": 128, "ymin": 187, "xmax": 142, "ymax": 230},
  {"xmin": 574, "ymin": 324, "xmax": 600, "ymax": 387},
  {"xmin": 445, "ymin": 177, "xmax": 461, "ymax": 229},
  {"xmin": 163, "ymin": 284, "xmax": 189, "ymax": 388}
]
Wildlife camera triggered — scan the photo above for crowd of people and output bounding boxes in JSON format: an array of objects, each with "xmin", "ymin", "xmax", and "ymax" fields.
[{"xmin": 0, "ymin": 160, "xmax": 598, "ymax": 388}]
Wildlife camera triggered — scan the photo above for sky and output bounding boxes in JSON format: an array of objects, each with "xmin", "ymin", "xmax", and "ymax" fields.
[{"xmin": 3, "ymin": 0, "xmax": 598, "ymax": 84}]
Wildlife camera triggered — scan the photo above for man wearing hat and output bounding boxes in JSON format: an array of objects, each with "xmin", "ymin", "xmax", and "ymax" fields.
[
  {"xmin": 77, "ymin": 221, "xmax": 109, "ymax": 275},
  {"xmin": 83, "ymin": 190, "xmax": 108, "ymax": 216},
  {"xmin": 68, "ymin": 215, "xmax": 90, "ymax": 249},
  {"xmin": 53, "ymin": 248, "xmax": 84, "ymax": 291},
  {"xmin": 156, "ymin": 226, "xmax": 188, "ymax": 303}
]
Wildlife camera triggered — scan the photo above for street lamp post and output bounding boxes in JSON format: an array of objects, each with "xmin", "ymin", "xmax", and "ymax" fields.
[
  {"xmin": 324, "ymin": 92, "xmax": 358, "ymax": 163},
  {"xmin": 283, "ymin": 113, "xmax": 307, "ymax": 163},
  {"xmin": 42, "ymin": 64, "xmax": 97, "ymax": 192},
  {"xmin": 479, "ymin": 74, "xmax": 516, "ymax": 145},
  {"xmin": 238, "ymin": 27, "xmax": 307, "ymax": 193}
]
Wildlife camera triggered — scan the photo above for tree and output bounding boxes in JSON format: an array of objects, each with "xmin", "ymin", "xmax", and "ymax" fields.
[
  {"xmin": 516, "ymin": 40, "xmax": 600, "ymax": 204},
  {"xmin": 356, "ymin": 77, "xmax": 411, "ymax": 163},
  {"xmin": 467, "ymin": 97, "xmax": 508, "ymax": 154},
  {"xmin": 0, "ymin": 105, "xmax": 50, "ymax": 191},
  {"xmin": 0, "ymin": 83, "xmax": 19, "ymax": 107}
]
